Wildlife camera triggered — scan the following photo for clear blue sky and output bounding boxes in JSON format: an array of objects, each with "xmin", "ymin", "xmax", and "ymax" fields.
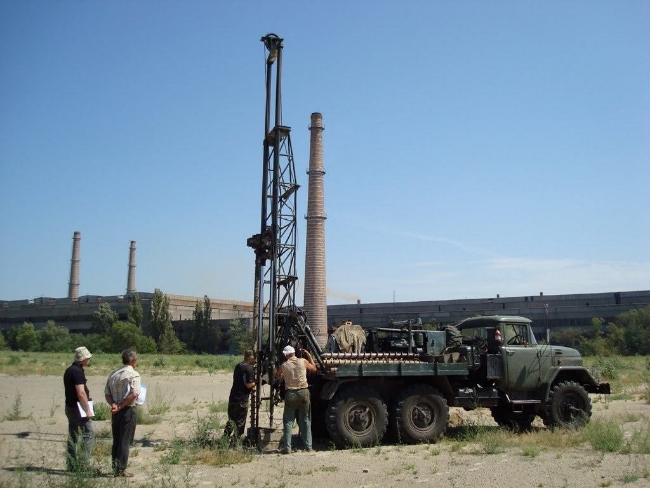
[{"xmin": 1, "ymin": 1, "xmax": 648, "ymax": 305}]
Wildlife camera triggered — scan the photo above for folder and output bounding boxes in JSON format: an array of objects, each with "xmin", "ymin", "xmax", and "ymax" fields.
[{"xmin": 77, "ymin": 400, "xmax": 94, "ymax": 418}]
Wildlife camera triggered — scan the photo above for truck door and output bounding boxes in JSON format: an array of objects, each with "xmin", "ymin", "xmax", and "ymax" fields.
[{"xmin": 501, "ymin": 323, "xmax": 543, "ymax": 395}]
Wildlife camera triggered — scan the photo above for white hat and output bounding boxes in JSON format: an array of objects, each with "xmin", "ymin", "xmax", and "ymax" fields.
[
  {"xmin": 282, "ymin": 345, "xmax": 295, "ymax": 356},
  {"xmin": 74, "ymin": 346, "xmax": 92, "ymax": 362}
]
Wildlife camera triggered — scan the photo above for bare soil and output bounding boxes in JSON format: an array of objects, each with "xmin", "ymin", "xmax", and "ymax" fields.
[{"xmin": 0, "ymin": 373, "xmax": 649, "ymax": 488}]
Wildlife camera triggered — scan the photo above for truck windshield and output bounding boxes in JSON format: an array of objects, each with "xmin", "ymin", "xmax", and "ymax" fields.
[{"xmin": 502, "ymin": 323, "xmax": 537, "ymax": 345}]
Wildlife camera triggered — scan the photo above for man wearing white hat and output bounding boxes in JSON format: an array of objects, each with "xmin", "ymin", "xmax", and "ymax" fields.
[
  {"xmin": 63, "ymin": 346, "xmax": 95, "ymax": 472},
  {"xmin": 274, "ymin": 345, "xmax": 317, "ymax": 454}
]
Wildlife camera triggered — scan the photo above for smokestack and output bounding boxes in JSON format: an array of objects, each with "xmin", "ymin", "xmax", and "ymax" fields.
[
  {"xmin": 68, "ymin": 231, "xmax": 81, "ymax": 300},
  {"xmin": 127, "ymin": 241, "xmax": 137, "ymax": 294},
  {"xmin": 303, "ymin": 112, "xmax": 328, "ymax": 347}
]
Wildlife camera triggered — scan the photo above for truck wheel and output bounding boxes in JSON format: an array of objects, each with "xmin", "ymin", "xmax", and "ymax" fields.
[
  {"xmin": 490, "ymin": 406, "xmax": 536, "ymax": 431},
  {"xmin": 543, "ymin": 381, "xmax": 592, "ymax": 429},
  {"xmin": 326, "ymin": 386, "xmax": 388, "ymax": 448},
  {"xmin": 393, "ymin": 384, "xmax": 448, "ymax": 444}
]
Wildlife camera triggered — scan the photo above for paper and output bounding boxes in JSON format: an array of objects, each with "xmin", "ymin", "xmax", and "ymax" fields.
[
  {"xmin": 136, "ymin": 385, "xmax": 147, "ymax": 405},
  {"xmin": 77, "ymin": 400, "xmax": 94, "ymax": 418}
]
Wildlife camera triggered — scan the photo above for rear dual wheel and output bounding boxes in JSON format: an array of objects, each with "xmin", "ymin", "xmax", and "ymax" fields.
[
  {"xmin": 392, "ymin": 384, "xmax": 448, "ymax": 444},
  {"xmin": 326, "ymin": 386, "xmax": 388, "ymax": 448}
]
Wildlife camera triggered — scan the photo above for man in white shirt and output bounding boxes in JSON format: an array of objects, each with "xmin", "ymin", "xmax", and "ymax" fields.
[
  {"xmin": 275, "ymin": 345, "xmax": 317, "ymax": 454},
  {"xmin": 104, "ymin": 348, "xmax": 141, "ymax": 478}
]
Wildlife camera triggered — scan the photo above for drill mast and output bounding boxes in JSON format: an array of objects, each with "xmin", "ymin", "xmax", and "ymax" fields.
[{"xmin": 247, "ymin": 33, "xmax": 300, "ymax": 435}]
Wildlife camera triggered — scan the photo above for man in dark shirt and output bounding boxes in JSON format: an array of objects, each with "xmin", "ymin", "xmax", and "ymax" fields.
[
  {"xmin": 63, "ymin": 346, "xmax": 95, "ymax": 472},
  {"xmin": 223, "ymin": 350, "xmax": 256, "ymax": 444}
]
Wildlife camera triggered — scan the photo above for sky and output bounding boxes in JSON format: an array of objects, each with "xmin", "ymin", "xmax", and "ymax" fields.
[{"xmin": 1, "ymin": 1, "xmax": 648, "ymax": 305}]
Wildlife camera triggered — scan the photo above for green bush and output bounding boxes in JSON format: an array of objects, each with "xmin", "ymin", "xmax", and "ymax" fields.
[
  {"xmin": 93, "ymin": 401, "xmax": 111, "ymax": 421},
  {"xmin": 583, "ymin": 418, "xmax": 624, "ymax": 452}
]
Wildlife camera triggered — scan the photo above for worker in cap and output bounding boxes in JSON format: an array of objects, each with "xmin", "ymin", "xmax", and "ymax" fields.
[
  {"xmin": 63, "ymin": 346, "xmax": 95, "ymax": 472},
  {"xmin": 275, "ymin": 344, "xmax": 317, "ymax": 454},
  {"xmin": 224, "ymin": 350, "xmax": 257, "ymax": 444}
]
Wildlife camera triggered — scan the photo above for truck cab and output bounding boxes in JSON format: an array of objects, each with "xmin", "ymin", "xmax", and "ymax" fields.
[{"xmin": 455, "ymin": 315, "xmax": 610, "ymax": 430}]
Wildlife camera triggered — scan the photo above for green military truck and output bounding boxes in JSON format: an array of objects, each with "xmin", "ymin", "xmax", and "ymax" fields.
[{"xmin": 283, "ymin": 314, "xmax": 610, "ymax": 447}]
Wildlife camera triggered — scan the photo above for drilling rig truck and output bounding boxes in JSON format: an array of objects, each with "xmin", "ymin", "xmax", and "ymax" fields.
[
  {"xmin": 246, "ymin": 33, "xmax": 610, "ymax": 449},
  {"xmin": 273, "ymin": 314, "xmax": 611, "ymax": 447}
]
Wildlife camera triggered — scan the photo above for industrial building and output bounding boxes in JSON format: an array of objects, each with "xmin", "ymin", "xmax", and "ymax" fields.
[
  {"xmin": 2, "ymin": 290, "xmax": 648, "ymax": 339},
  {"xmin": 327, "ymin": 289, "xmax": 650, "ymax": 335}
]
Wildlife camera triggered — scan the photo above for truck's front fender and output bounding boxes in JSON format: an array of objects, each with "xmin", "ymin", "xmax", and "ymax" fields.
[{"xmin": 542, "ymin": 366, "xmax": 611, "ymax": 399}]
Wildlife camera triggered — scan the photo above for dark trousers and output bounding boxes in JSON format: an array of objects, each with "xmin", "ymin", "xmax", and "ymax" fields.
[
  {"xmin": 65, "ymin": 405, "xmax": 95, "ymax": 470},
  {"xmin": 111, "ymin": 406, "xmax": 136, "ymax": 474},
  {"xmin": 224, "ymin": 401, "xmax": 248, "ymax": 439}
]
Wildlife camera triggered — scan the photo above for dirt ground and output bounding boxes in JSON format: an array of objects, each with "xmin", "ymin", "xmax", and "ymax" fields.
[{"xmin": 0, "ymin": 372, "xmax": 649, "ymax": 488}]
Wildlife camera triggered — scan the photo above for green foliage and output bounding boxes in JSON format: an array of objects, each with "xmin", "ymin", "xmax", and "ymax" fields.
[
  {"xmin": 0, "ymin": 350, "xmax": 242, "ymax": 376},
  {"xmin": 583, "ymin": 418, "xmax": 625, "ymax": 452},
  {"xmin": 92, "ymin": 302, "xmax": 119, "ymax": 334},
  {"xmin": 226, "ymin": 318, "xmax": 253, "ymax": 354},
  {"xmin": 0, "ymin": 331, "xmax": 6, "ymax": 350},
  {"xmin": 617, "ymin": 306, "xmax": 650, "ymax": 355},
  {"xmin": 552, "ymin": 305, "xmax": 650, "ymax": 356},
  {"xmin": 550, "ymin": 327, "xmax": 584, "ymax": 349},
  {"xmin": 127, "ymin": 292, "xmax": 144, "ymax": 329},
  {"xmin": 149, "ymin": 288, "xmax": 183, "ymax": 354},
  {"xmin": 4, "ymin": 392, "xmax": 30, "ymax": 421},
  {"xmin": 146, "ymin": 384, "xmax": 175, "ymax": 415},
  {"xmin": 628, "ymin": 424, "xmax": 650, "ymax": 454},
  {"xmin": 158, "ymin": 321, "xmax": 183, "ymax": 354},
  {"xmin": 149, "ymin": 288, "xmax": 172, "ymax": 345},
  {"xmin": 93, "ymin": 402, "xmax": 111, "ymax": 421},
  {"xmin": 109, "ymin": 321, "xmax": 157, "ymax": 354},
  {"xmin": 10, "ymin": 322, "xmax": 40, "ymax": 351},
  {"xmin": 191, "ymin": 296, "xmax": 222, "ymax": 354},
  {"xmin": 591, "ymin": 356, "xmax": 622, "ymax": 381},
  {"xmin": 39, "ymin": 320, "xmax": 73, "ymax": 352}
]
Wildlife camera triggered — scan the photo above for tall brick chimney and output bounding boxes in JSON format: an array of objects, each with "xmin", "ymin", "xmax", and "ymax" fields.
[
  {"xmin": 68, "ymin": 231, "xmax": 81, "ymax": 300},
  {"xmin": 303, "ymin": 112, "xmax": 328, "ymax": 347},
  {"xmin": 127, "ymin": 240, "xmax": 136, "ymax": 294}
]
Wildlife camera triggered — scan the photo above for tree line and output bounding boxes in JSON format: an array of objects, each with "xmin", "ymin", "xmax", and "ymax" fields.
[
  {"xmin": 2, "ymin": 295, "xmax": 648, "ymax": 357},
  {"xmin": 0, "ymin": 289, "xmax": 254, "ymax": 355},
  {"xmin": 550, "ymin": 305, "xmax": 650, "ymax": 356}
]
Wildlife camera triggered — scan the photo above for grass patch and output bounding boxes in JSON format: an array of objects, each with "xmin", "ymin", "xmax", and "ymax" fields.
[
  {"xmin": 156, "ymin": 414, "xmax": 254, "ymax": 468},
  {"xmin": 522, "ymin": 445, "xmax": 542, "ymax": 457},
  {"xmin": 0, "ymin": 351, "xmax": 242, "ymax": 377},
  {"xmin": 583, "ymin": 418, "xmax": 624, "ymax": 452},
  {"xmin": 93, "ymin": 402, "xmax": 111, "ymax": 421},
  {"xmin": 208, "ymin": 400, "xmax": 228, "ymax": 414},
  {"xmin": 627, "ymin": 423, "xmax": 650, "ymax": 454},
  {"xmin": 4, "ymin": 392, "xmax": 31, "ymax": 421},
  {"xmin": 146, "ymin": 384, "xmax": 176, "ymax": 415},
  {"xmin": 95, "ymin": 426, "xmax": 111, "ymax": 439},
  {"xmin": 608, "ymin": 393, "xmax": 636, "ymax": 401},
  {"xmin": 93, "ymin": 439, "xmax": 112, "ymax": 457},
  {"xmin": 585, "ymin": 356, "xmax": 648, "ymax": 398},
  {"xmin": 136, "ymin": 408, "xmax": 162, "ymax": 425}
]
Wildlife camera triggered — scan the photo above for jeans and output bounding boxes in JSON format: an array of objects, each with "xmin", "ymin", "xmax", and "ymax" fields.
[
  {"xmin": 282, "ymin": 389, "xmax": 312, "ymax": 451},
  {"xmin": 111, "ymin": 406, "xmax": 137, "ymax": 474},
  {"xmin": 65, "ymin": 405, "xmax": 95, "ymax": 471}
]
